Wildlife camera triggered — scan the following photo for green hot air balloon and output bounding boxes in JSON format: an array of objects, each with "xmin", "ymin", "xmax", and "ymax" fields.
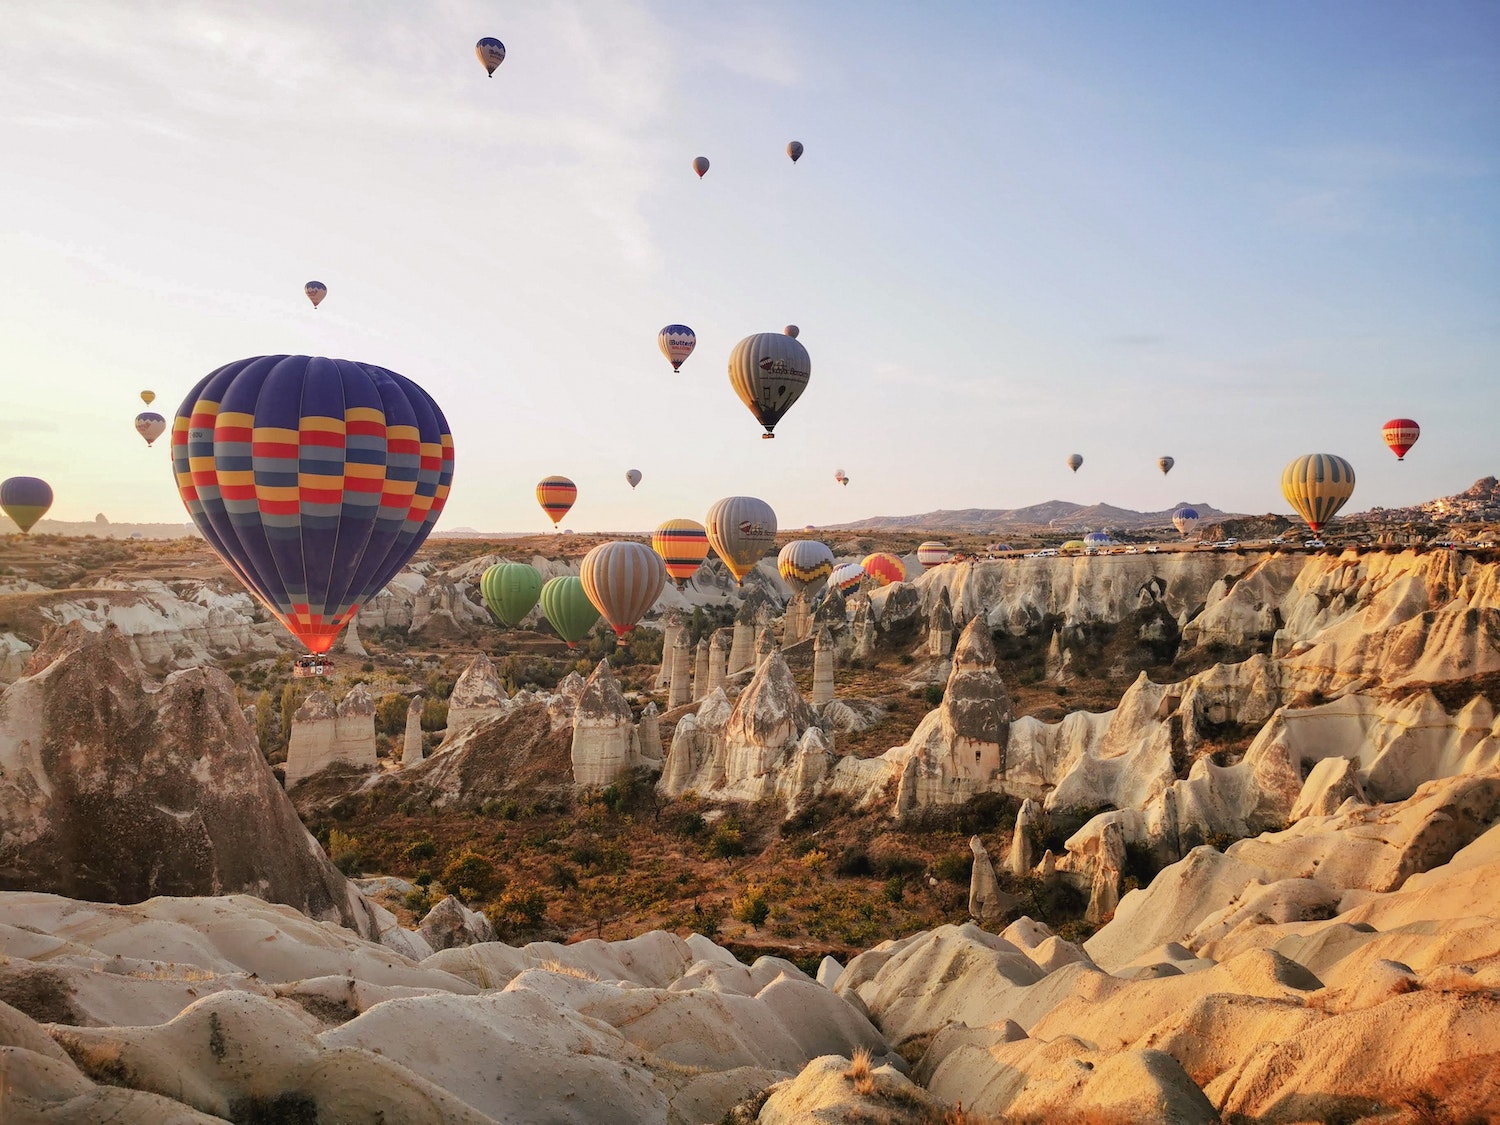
[
  {"xmin": 539, "ymin": 575, "xmax": 601, "ymax": 648},
  {"xmin": 480, "ymin": 563, "xmax": 543, "ymax": 627}
]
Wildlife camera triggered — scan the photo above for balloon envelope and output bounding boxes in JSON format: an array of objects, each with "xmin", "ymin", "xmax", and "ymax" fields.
[
  {"xmin": 1172, "ymin": 507, "xmax": 1200, "ymax": 537},
  {"xmin": 829, "ymin": 562, "xmax": 864, "ymax": 596},
  {"xmin": 787, "ymin": 141, "xmax": 803, "ymax": 162},
  {"xmin": 777, "ymin": 540, "xmax": 834, "ymax": 596},
  {"xmin": 692, "ymin": 156, "xmax": 709, "ymax": 178},
  {"xmin": 1083, "ymin": 532, "xmax": 1112, "ymax": 548},
  {"xmin": 304, "ymin": 281, "xmax": 326, "ymax": 308},
  {"xmin": 1281, "ymin": 454, "xmax": 1355, "ymax": 533},
  {"xmin": 1382, "ymin": 418, "xmax": 1420, "ymax": 461},
  {"xmin": 625, "ymin": 469, "xmax": 642, "ymax": 489},
  {"xmin": 1067, "ymin": 454, "xmax": 1083, "ymax": 473},
  {"xmin": 862, "ymin": 552, "xmax": 905, "ymax": 587},
  {"xmin": 658, "ymin": 325, "xmax": 696, "ymax": 372},
  {"xmin": 171, "ymin": 355, "xmax": 453, "ymax": 654},
  {"xmin": 536, "ymin": 476, "xmax": 576, "ymax": 526},
  {"xmin": 1, "ymin": 476, "xmax": 53, "ymax": 533},
  {"xmin": 539, "ymin": 575, "xmax": 600, "ymax": 648},
  {"xmin": 728, "ymin": 332, "xmax": 811, "ymax": 438},
  {"xmin": 476, "ymin": 37, "xmax": 506, "ymax": 74},
  {"xmin": 652, "ymin": 518, "xmax": 710, "ymax": 589},
  {"xmin": 135, "ymin": 412, "xmax": 167, "ymax": 447},
  {"xmin": 1158, "ymin": 456, "xmax": 1175, "ymax": 475},
  {"xmin": 140, "ymin": 390, "xmax": 156, "ymax": 405},
  {"xmin": 480, "ymin": 562, "xmax": 542, "ymax": 627},
  {"xmin": 916, "ymin": 541, "xmax": 950, "ymax": 569},
  {"xmin": 705, "ymin": 495, "xmax": 777, "ymax": 584},
  {"xmin": 580, "ymin": 541, "xmax": 667, "ymax": 638},
  {"xmin": 784, "ymin": 325, "xmax": 799, "ymax": 338}
]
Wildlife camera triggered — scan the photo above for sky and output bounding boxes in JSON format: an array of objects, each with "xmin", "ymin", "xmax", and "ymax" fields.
[{"xmin": 2, "ymin": 1, "xmax": 1497, "ymax": 533}]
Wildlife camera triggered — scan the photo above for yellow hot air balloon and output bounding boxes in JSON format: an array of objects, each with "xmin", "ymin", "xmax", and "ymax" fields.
[
  {"xmin": 536, "ymin": 476, "xmax": 577, "ymax": 527},
  {"xmin": 1281, "ymin": 454, "xmax": 1355, "ymax": 533},
  {"xmin": 652, "ymin": 519, "xmax": 709, "ymax": 590},
  {"xmin": 705, "ymin": 496, "xmax": 776, "ymax": 584},
  {"xmin": 140, "ymin": 390, "xmax": 156, "ymax": 406},
  {"xmin": 861, "ymin": 552, "xmax": 905, "ymax": 587},
  {"xmin": 580, "ymin": 541, "xmax": 667, "ymax": 638}
]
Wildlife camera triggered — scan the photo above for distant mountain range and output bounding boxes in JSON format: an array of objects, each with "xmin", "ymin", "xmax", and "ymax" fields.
[{"xmin": 825, "ymin": 501, "xmax": 1242, "ymax": 533}]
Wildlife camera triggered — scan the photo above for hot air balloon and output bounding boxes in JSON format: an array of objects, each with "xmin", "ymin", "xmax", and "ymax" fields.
[
  {"xmin": 1067, "ymin": 454, "xmax": 1083, "ymax": 473},
  {"xmin": 777, "ymin": 540, "xmax": 835, "ymax": 596},
  {"xmin": 480, "ymin": 562, "xmax": 542, "ymax": 627},
  {"xmin": 834, "ymin": 469, "xmax": 848, "ymax": 487},
  {"xmin": 1, "ymin": 476, "xmax": 53, "ymax": 533},
  {"xmin": 539, "ymin": 575, "xmax": 600, "ymax": 648},
  {"xmin": 692, "ymin": 156, "xmax": 709, "ymax": 178},
  {"xmin": 657, "ymin": 325, "xmax": 696, "ymax": 372},
  {"xmin": 1061, "ymin": 540, "xmax": 1086, "ymax": 553},
  {"xmin": 728, "ymin": 332, "xmax": 811, "ymax": 439},
  {"xmin": 652, "ymin": 518, "xmax": 710, "ymax": 590},
  {"xmin": 476, "ymin": 37, "xmax": 506, "ymax": 75},
  {"xmin": 829, "ymin": 562, "xmax": 864, "ymax": 596},
  {"xmin": 135, "ymin": 412, "xmax": 166, "ymax": 447},
  {"xmin": 580, "ymin": 541, "xmax": 667, "ymax": 638},
  {"xmin": 171, "ymin": 355, "xmax": 453, "ymax": 654},
  {"xmin": 1083, "ymin": 532, "xmax": 1112, "ymax": 551},
  {"xmin": 304, "ymin": 281, "xmax": 326, "ymax": 309},
  {"xmin": 1383, "ymin": 419, "xmax": 1420, "ymax": 461},
  {"xmin": 916, "ymin": 541, "xmax": 950, "ymax": 569},
  {"xmin": 140, "ymin": 390, "xmax": 156, "ymax": 406},
  {"xmin": 625, "ymin": 469, "xmax": 642, "ymax": 489},
  {"xmin": 784, "ymin": 325, "xmax": 799, "ymax": 338},
  {"xmin": 787, "ymin": 141, "xmax": 804, "ymax": 162},
  {"xmin": 862, "ymin": 552, "xmax": 905, "ymax": 587},
  {"xmin": 536, "ymin": 476, "xmax": 576, "ymax": 527},
  {"xmin": 1158, "ymin": 456, "xmax": 1175, "ymax": 475},
  {"xmin": 1172, "ymin": 507, "xmax": 1200, "ymax": 537},
  {"xmin": 705, "ymin": 495, "xmax": 776, "ymax": 584},
  {"xmin": 1282, "ymin": 454, "xmax": 1355, "ymax": 534}
]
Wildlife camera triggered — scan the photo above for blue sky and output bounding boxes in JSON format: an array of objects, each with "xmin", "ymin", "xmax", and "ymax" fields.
[{"xmin": 2, "ymin": 2, "xmax": 1495, "ymax": 531}]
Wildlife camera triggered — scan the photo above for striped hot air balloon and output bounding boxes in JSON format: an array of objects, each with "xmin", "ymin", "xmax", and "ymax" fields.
[
  {"xmin": 652, "ymin": 519, "xmax": 709, "ymax": 590},
  {"xmin": 171, "ymin": 355, "xmax": 454, "ymax": 654},
  {"xmin": 862, "ymin": 552, "xmax": 905, "ymax": 587},
  {"xmin": 777, "ymin": 539, "xmax": 835, "ymax": 596},
  {"xmin": 705, "ymin": 495, "xmax": 777, "ymax": 584},
  {"xmin": 916, "ymin": 541, "xmax": 950, "ymax": 569},
  {"xmin": 580, "ymin": 541, "xmax": 666, "ymax": 638},
  {"xmin": 480, "ymin": 562, "xmax": 542, "ymax": 627},
  {"xmin": 829, "ymin": 562, "xmax": 864, "ymax": 597},
  {"xmin": 1382, "ymin": 419, "xmax": 1420, "ymax": 461},
  {"xmin": 728, "ymin": 332, "xmax": 811, "ymax": 439},
  {"xmin": 536, "ymin": 476, "xmax": 576, "ymax": 527},
  {"xmin": 1, "ymin": 476, "xmax": 53, "ymax": 533},
  {"xmin": 539, "ymin": 575, "xmax": 599, "ymax": 648},
  {"xmin": 1281, "ymin": 454, "xmax": 1355, "ymax": 534},
  {"xmin": 658, "ymin": 325, "xmax": 696, "ymax": 372},
  {"xmin": 135, "ymin": 412, "xmax": 167, "ymax": 447}
]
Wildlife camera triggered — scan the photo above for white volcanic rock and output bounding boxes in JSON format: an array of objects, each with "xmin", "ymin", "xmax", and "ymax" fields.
[
  {"xmin": 284, "ymin": 684, "xmax": 377, "ymax": 788},
  {"xmin": 417, "ymin": 895, "xmax": 497, "ymax": 951},
  {"xmin": 571, "ymin": 659, "xmax": 641, "ymax": 787},
  {"xmin": 756, "ymin": 1053, "xmax": 946, "ymax": 1123},
  {"xmin": 402, "ymin": 695, "xmax": 425, "ymax": 765},
  {"xmin": 0, "ymin": 632, "xmax": 34, "ymax": 685},
  {"xmin": 1289, "ymin": 754, "xmax": 1366, "ymax": 821},
  {"xmin": 968, "ymin": 836, "xmax": 1017, "ymax": 924},
  {"xmin": 442, "ymin": 652, "xmax": 509, "ymax": 742},
  {"xmin": 547, "ymin": 670, "xmax": 586, "ymax": 731}
]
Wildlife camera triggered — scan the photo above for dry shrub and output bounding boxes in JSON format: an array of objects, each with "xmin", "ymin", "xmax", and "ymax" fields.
[
  {"xmin": 536, "ymin": 958, "xmax": 598, "ymax": 981},
  {"xmin": 843, "ymin": 1045, "xmax": 875, "ymax": 1096}
]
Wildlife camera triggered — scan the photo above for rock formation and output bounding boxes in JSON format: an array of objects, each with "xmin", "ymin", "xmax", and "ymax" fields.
[
  {"xmin": 1010, "ymin": 798, "xmax": 1040, "ymax": 876},
  {"xmin": 968, "ymin": 836, "xmax": 1017, "ymax": 924},
  {"xmin": 874, "ymin": 581, "xmax": 923, "ymax": 644},
  {"xmin": 693, "ymin": 638, "xmax": 709, "ymax": 700},
  {"xmin": 285, "ymin": 684, "xmax": 377, "ymax": 788},
  {"xmin": 443, "ymin": 653, "xmax": 508, "ymax": 741},
  {"xmin": 655, "ymin": 609, "xmax": 685, "ymax": 689},
  {"xmin": 811, "ymin": 625, "xmax": 835, "ymax": 707},
  {"xmin": 401, "ymin": 696, "xmax": 424, "ymax": 765},
  {"xmin": 668, "ymin": 630, "xmax": 692, "ymax": 709},
  {"xmin": 848, "ymin": 595, "xmax": 876, "ymax": 664},
  {"xmin": 571, "ymin": 660, "xmax": 640, "ymax": 787},
  {"xmin": 417, "ymin": 895, "xmax": 497, "ymax": 951},
  {"xmin": 707, "ymin": 629, "xmax": 729, "ymax": 695},
  {"xmin": 637, "ymin": 702, "xmax": 662, "ymax": 765},
  {"xmin": 782, "ymin": 593, "xmax": 811, "ymax": 646},
  {"xmin": 927, "ymin": 585, "xmax": 953, "ymax": 657},
  {"xmin": 755, "ymin": 626, "xmax": 776, "ymax": 670}
]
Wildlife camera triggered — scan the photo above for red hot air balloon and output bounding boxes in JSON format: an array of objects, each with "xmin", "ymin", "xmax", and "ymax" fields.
[
  {"xmin": 172, "ymin": 355, "xmax": 454, "ymax": 654},
  {"xmin": 1382, "ymin": 418, "xmax": 1420, "ymax": 461},
  {"xmin": 536, "ymin": 476, "xmax": 577, "ymax": 527},
  {"xmin": 692, "ymin": 157, "xmax": 710, "ymax": 178}
]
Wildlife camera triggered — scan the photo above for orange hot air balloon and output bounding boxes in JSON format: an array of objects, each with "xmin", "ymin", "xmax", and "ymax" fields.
[
  {"xmin": 1382, "ymin": 418, "xmax": 1420, "ymax": 461},
  {"xmin": 861, "ymin": 552, "xmax": 906, "ymax": 587},
  {"xmin": 652, "ymin": 519, "xmax": 710, "ymax": 590},
  {"xmin": 536, "ymin": 476, "xmax": 577, "ymax": 527}
]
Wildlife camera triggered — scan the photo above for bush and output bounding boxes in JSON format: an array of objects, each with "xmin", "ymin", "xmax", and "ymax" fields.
[
  {"xmin": 327, "ymin": 829, "xmax": 362, "ymax": 876},
  {"xmin": 420, "ymin": 697, "xmax": 449, "ymax": 732},
  {"xmin": 933, "ymin": 852, "xmax": 973, "ymax": 885},
  {"xmin": 710, "ymin": 823, "xmax": 745, "ymax": 859},
  {"xmin": 732, "ymin": 886, "xmax": 770, "ymax": 930},
  {"xmin": 834, "ymin": 847, "xmax": 874, "ymax": 878},
  {"xmin": 676, "ymin": 811, "xmax": 707, "ymax": 838},
  {"xmin": 441, "ymin": 851, "xmax": 500, "ymax": 900},
  {"xmin": 486, "ymin": 887, "xmax": 548, "ymax": 938},
  {"xmin": 923, "ymin": 684, "xmax": 945, "ymax": 707},
  {"xmin": 402, "ymin": 837, "xmax": 437, "ymax": 863},
  {"xmin": 883, "ymin": 875, "xmax": 905, "ymax": 903},
  {"xmin": 376, "ymin": 694, "xmax": 410, "ymax": 736}
]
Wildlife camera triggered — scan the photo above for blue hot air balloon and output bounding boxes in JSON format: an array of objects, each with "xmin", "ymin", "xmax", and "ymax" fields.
[
  {"xmin": 1, "ymin": 476, "xmax": 53, "ymax": 533},
  {"xmin": 171, "ymin": 356, "xmax": 454, "ymax": 654},
  {"xmin": 476, "ymin": 37, "xmax": 506, "ymax": 75},
  {"xmin": 1172, "ymin": 507, "xmax": 1200, "ymax": 537}
]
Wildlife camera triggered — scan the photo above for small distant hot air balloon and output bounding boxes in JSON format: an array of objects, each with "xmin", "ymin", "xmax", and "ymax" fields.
[
  {"xmin": 480, "ymin": 563, "xmax": 543, "ymax": 627},
  {"xmin": 1, "ymin": 476, "xmax": 53, "ymax": 534},
  {"xmin": 1061, "ymin": 540, "xmax": 1086, "ymax": 553},
  {"xmin": 140, "ymin": 390, "xmax": 156, "ymax": 406},
  {"xmin": 834, "ymin": 469, "xmax": 848, "ymax": 487},
  {"xmin": 728, "ymin": 332, "xmax": 811, "ymax": 439},
  {"xmin": 692, "ymin": 157, "xmax": 710, "ymax": 178},
  {"xmin": 1172, "ymin": 507, "xmax": 1200, "ymax": 537},
  {"xmin": 134, "ymin": 412, "xmax": 166, "ymax": 447},
  {"xmin": 916, "ymin": 541, "xmax": 950, "ymax": 569},
  {"xmin": 1158, "ymin": 456, "xmax": 1175, "ymax": 475},
  {"xmin": 476, "ymin": 37, "xmax": 506, "ymax": 75},
  {"xmin": 784, "ymin": 325, "xmax": 799, "ymax": 338},
  {"xmin": 625, "ymin": 469, "xmax": 642, "ymax": 490},
  {"xmin": 829, "ymin": 562, "xmax": 864, "ymax": 597},
  {"xmin": 1067, "ymin": 454, "xmax": 1083, "ymax": 473},
  {"xmin": 536, "ymin": 476, "xmax": 577, "ymax": 527},
  {"xmin": 652, "ymin": 518, "xmax": 710, "ymax": 590},
  {"xmin": 539, "ymin": 575, "xmax": 600, "ymax": 648},
  {"xmin": 787, "ymin": 141, "xmax": 804, "ymax": 162},
  {"xmin": 705, "ymin": 495, "xmax": 777, "ymax": 585},
  {"xmin": 1281, "ymin": 454, "xmax": 1356, "ymax": 534},
  {"xmin": 304, "ymin": 281, "xmax": 327, "ymax": 309},
  {"xmin": 171, "ymin": 355, "xmax": 454, "ymax": 654},
  {"xmin": 1382, "ymin": 419, "xmax": 1420, "ymax": 462},
  {"xmin": 1083, "ymin": 532, "xmax": 1112, "ymax": 551},
  {"xmin": 777, "ymin": 540, "xmax": 835, "ymax": 596},
  {"xmin": 581, "ymin": 541, "xmax": 667, "ymax": 638},
  {"xmin": 862, "ymin": 552, "xmax": 905, "ymax": 587},
  {"xmin": 658, "ymin": 325, "xmax": 696, "ymax": 372}
]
